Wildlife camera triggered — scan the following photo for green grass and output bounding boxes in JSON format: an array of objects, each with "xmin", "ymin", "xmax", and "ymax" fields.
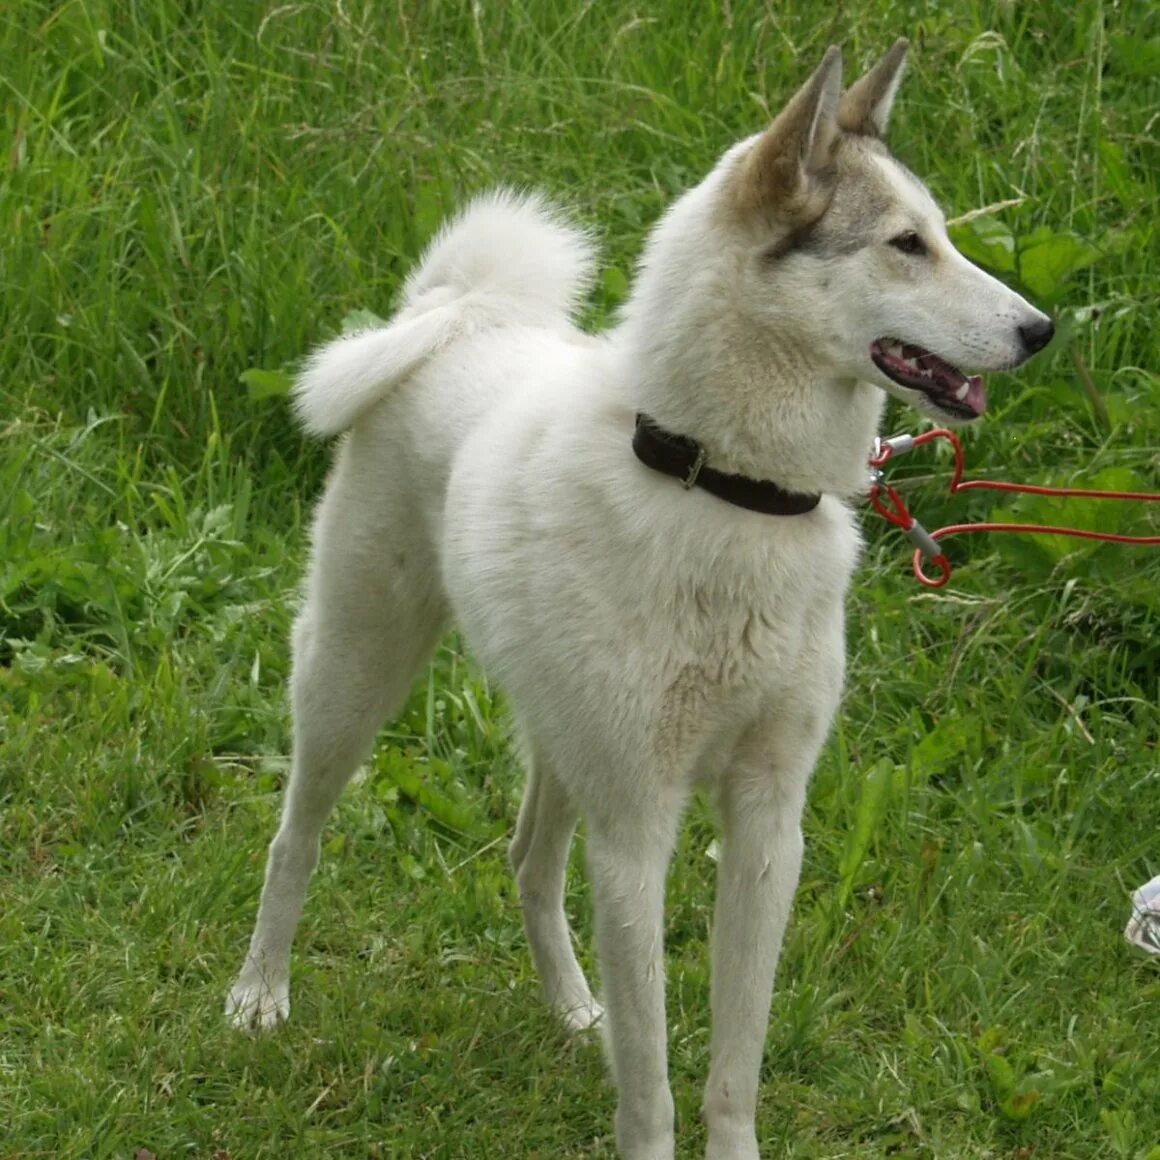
[{"xmin": 2, "ymin": 1, "xmax": 1159, "ymax": 1157}]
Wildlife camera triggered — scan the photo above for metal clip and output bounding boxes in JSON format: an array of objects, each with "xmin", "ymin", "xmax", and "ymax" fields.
[
  {"xmin": 871, "ymin": 433, "xmax": 916, "ymax": 469},
  {"xmin": 683, "ymin": 446, "xmax": 708, "ymax": 489},
  {"xmin": 881, "ymin": 433, "xmax": 916, "ymax": 457}
]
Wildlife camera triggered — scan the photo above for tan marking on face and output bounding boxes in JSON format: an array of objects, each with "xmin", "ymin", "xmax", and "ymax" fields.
[{"xmin": 759, "ymin": 136, "xmax": 905, "ymax": 260}]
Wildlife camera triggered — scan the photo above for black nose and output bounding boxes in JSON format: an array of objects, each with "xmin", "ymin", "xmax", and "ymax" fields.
[{"xmin": 1018, "ymin": 317, "xmax": 1055, "ymax": 355}]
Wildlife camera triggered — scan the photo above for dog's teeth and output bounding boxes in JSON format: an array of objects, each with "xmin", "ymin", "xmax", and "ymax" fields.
[{"xmin": 953, "ymin": 382, "xmax": 970, "ymax": 402}]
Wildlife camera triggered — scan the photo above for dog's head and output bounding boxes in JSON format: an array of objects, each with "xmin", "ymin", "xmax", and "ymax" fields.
[{"xmin": 725, "ymin": 41, "xmax": 1053, "ymax": 423}]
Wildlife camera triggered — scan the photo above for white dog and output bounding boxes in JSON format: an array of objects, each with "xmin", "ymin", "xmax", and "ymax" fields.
[{"xmin": 228, "ymin": 41, "xmax": 1053, "ymax": 1159}]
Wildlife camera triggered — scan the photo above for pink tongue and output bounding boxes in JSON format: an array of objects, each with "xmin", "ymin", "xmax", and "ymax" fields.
[{"xmin": 965, "ymin": 375, "xmax": 987, "ymax": 415}]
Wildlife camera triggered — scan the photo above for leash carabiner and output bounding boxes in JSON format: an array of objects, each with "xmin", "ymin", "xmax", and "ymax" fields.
[
  {"xmin": 869, "ymin": 428, "xmax": 1160, "ymax": 588},
  {"xmin": 868, "ymin": 464, "xmax": 953, "ymax": 588}
]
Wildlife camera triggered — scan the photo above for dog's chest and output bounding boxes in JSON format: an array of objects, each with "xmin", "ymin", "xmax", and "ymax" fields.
[
  {"xmin": 643, "ymin": 545, "xmax": 846, "ymax": 774},
  {"xmin": 676, "ymin": 559, "xmax": 837, "ymax": 679}
]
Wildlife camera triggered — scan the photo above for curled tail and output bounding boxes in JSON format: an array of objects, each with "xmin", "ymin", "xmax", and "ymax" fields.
[{"xmin": 293, "ymin": 191, "xmax": 597, "ymax": 437}]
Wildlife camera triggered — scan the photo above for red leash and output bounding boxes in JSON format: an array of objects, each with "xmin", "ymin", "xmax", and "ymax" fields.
[{"xmin": 868, "ymin": 428, "xmax": 1160, "ymax": 588}]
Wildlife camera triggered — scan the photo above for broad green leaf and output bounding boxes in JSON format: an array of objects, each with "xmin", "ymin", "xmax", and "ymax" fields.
[
  {"xmin": 1101, "ymin": 1107, "xmax": 1138, "ymax": 1154},
  {"xmin": 999, "ymin": 1087, "xmax": 1041, "ymax": 1121},
  {"xmin": 1016, "ymin": 227, "xmax": 1103, "ymax": 302},
  {"xmin": 950, "ymin": 216, "xmax": 1016, "ymax": 274},
  {"xmin": 983, "ymin": 1051, "xmax": 1016, "ymax": 1098},
  {"xmin": 240, "ymin": 367, "xmax": 294, "ymax": 401}
]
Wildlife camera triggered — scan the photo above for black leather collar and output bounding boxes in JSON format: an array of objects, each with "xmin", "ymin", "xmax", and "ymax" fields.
[{"xmin": 631, "ymin": 413, "xmax": 822, "ymax": 516}]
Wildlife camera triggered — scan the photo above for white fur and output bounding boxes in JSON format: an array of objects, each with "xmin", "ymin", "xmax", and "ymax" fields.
[
  {"xmin": 293, "ymin": 190, "xmax": 596, "ymax": 437},
  {"xmin": 228, "ymin": 49, "xmax": 1050, "ymax": 1160}
]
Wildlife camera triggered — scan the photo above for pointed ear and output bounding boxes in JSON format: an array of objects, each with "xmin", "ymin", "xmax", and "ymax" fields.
[
  {"xmin": 838, "ymin": 38, "xmax": 909, "ymax": 137},
  {"xmin": 734, "ymin": 45, "xmax": 843, "ymax": 216}
]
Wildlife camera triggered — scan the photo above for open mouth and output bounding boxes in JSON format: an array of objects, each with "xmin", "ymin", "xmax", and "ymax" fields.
[{"xmin": 870, "ymin": 338, "xmax": 986, "ymax": 419}]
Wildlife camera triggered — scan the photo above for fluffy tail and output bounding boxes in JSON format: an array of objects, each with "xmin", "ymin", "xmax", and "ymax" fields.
[{"xmin": 293, "ymin": 191, "xmax": 597, "ymax": 437}]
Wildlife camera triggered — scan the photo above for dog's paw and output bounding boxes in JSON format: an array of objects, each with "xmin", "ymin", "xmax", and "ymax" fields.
[
  {"xmin": 557, "ymin": 995, "xmax": 604, "ymax": 1034},
  {"xmin": 225, "ymin": 973, "xmax": 290, "ymax": 1032}
]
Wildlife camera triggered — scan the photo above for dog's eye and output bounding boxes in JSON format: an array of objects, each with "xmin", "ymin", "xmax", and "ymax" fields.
[{"xmin": 889, "ymin": 231, "xmax": 927, "ymax": 256}]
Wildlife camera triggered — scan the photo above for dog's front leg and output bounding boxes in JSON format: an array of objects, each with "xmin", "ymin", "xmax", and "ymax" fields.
[
  {"xmin": 587, "ymin": 801, "xmax": 684, "ymax": 1160},
  {"xmin": 702, "ymin": 733, "xmax": 818, "ymax": 1160}
]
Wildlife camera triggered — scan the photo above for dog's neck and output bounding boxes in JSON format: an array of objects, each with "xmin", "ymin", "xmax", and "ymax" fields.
[{"xmin": 614, "ymin": 313, "xmax": 884, "ymax": 501}]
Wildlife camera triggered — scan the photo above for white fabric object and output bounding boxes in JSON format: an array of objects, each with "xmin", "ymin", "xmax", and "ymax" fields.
[{"xmin": 1125, "ymin": 874, "xmax": 1160, "ymax": 955}]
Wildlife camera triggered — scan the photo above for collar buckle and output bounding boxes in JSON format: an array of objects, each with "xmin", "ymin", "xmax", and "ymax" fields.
[{"xmin": 682, "ymin": 446, "xmax": 708, "ymax": 489}]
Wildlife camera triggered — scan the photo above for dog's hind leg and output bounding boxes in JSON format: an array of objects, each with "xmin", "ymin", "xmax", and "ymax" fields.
[
  {"xmin": 510, "ymin": 752, "xmax": 602, "ymax": 1032},
  {"xmin": 227, "ymin": 472, "xmax": 447, "ymax": 1031}
]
